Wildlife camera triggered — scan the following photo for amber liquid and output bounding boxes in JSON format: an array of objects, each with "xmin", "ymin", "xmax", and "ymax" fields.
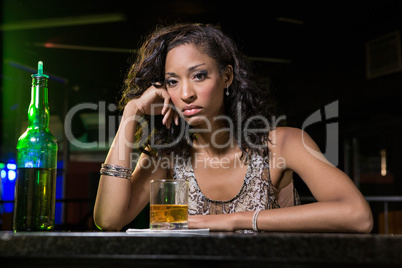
[
  {"xmin": 13, "ymin": 168, "xmax": 57, "ymax": 231},
  {"xmin": 150, "ymin": 204, "xmax": 188, "ymax": 229}
]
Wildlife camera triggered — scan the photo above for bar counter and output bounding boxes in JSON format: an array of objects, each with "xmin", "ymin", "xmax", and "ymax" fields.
[{"xmin": 1, "ymin": 231, "xmax": 401, "ymax": 267}]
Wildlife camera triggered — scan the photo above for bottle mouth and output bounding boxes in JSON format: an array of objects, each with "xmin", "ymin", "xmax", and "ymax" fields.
[{"xmin": 31, "ymin": 75, "xmax": 49, "ymax": 87}]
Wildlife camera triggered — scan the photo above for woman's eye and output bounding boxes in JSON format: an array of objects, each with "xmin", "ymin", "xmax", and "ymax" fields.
[
  {"xmin": 193, "ymin": 71, "xmax": 207, "ymax": 81},
  {"xmin": 166, "ymin": 79, "xmax": 177, "ymax": 87}
]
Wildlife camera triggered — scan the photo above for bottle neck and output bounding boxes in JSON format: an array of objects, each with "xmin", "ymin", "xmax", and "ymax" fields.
[{"xmin": 28, "ymin": 75, "xmax": 49, "ymax": 129}]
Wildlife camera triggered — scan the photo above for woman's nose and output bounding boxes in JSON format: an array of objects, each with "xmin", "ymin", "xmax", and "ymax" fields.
[{"xmin": 180, "ymin": 82, "xmax": 196, "ymax": 103}]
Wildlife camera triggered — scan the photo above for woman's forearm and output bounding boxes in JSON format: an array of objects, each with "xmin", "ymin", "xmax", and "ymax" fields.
[
  {"xmin": 234, "ymin": 199, "xmax": 373, "ymax": 233},
  {"xmin": 93, "ymin": 102, "xmax": 141, "ymax": 230},
  {"xmin": 105, "ymin": 102, "xmax": 141, "ymax": 166}
]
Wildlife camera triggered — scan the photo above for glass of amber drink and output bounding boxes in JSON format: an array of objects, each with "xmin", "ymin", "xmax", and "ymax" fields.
[{"xmin": 150, "ymin": 179, "xmax": 189, "ymax": 229}]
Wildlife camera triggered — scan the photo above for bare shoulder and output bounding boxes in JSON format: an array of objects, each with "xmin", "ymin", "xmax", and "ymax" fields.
[
  {"xmin": 268, "ymin": 127, "xmax": 324, "ymax": 166},
  {"xmin": 268, "ymin": 127, "xmax": 310, "ymax": 151},
  {"xmin": 270, "ymin": 126, "xmax": 336, "ymax": 174}
]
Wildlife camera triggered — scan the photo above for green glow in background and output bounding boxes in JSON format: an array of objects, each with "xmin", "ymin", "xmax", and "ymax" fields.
[
  {"xmin": 2, "ymin": 0, "xmax": 31, "ymax": 160},
  {"xmin": 1, "ymin": 1, "xmax": 123, "ymax": 161},
  {"xmin": 1, "ymin": 0, "xmax": 66, "ymax": 161}
]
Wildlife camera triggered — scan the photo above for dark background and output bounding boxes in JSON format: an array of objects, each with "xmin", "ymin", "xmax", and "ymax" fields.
[{"xmin": 1, "ymin": 0, "xmax": 402, "ymax": 233}]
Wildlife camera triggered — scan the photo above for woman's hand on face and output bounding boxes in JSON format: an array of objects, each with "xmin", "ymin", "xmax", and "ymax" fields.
[{"xmin": 126, "ymin": 83, "xmax": 179, "ymax": 129}]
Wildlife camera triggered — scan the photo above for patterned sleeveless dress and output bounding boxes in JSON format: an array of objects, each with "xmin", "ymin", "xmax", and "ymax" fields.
[{"xmin": 172, "ymin": 152, "xmax": 301, "ymax": 232}]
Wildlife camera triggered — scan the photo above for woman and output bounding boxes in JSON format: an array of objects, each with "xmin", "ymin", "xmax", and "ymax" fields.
[{"xmin": 93, "ymin": 23, "xmax": 373, "ymax": 233}]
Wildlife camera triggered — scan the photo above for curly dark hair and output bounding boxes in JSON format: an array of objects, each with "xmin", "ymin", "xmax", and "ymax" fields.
[{"xmin": 120, "ymin": 23, "xmax": 277, "ymax": 159}]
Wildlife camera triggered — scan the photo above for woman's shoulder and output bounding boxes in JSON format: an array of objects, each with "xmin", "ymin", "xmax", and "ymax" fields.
[
  {"xmin": 268, "ymin": 126, "xmax": 315, "ymax": 154},
  {"xmin": 268, "ymin": 126, "xmax": 324, "ymax": 164},
  {"xmin": 269, "ymin": 126, "xmax": 305, "ymax": 145}
]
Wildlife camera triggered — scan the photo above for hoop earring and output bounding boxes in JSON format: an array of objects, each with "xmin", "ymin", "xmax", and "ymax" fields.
[{"xmin": 225, "ymin": 84, "xmax": 229, "ymax": 96}]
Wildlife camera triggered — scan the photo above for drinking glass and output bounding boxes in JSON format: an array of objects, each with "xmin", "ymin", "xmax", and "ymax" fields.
[{"xmin": 150, "ymin": 179, "xmax": 189, "ymax": 229}]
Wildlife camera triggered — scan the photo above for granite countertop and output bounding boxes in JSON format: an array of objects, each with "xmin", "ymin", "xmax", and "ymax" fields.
[{"xmin": 1, "ymin": 231, "xmax": 401, "ymax": 267}]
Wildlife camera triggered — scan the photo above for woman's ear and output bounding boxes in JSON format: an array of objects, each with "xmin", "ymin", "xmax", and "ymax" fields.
[{"xmin": 224, "ymin": 65, "xmax": 234, "ymax": 86}]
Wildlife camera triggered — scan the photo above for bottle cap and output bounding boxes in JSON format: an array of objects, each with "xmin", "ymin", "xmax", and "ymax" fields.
[{"xmin": 32, "ymin": 60, "xmax": 49, "ymax": 78}]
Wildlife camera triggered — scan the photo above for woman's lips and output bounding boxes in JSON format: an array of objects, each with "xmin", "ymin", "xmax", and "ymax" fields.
[{"xmin": 182, "ymin": 105, "xmax": 202, "ymax": 116}]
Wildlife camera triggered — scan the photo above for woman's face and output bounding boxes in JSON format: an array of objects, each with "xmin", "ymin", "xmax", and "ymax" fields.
[{"xmin": 165, "ymin": 44, "xmax": 230, "ymax": 127}]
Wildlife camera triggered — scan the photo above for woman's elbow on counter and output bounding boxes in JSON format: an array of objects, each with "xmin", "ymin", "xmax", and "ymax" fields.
[
  {"xmin": 358, "ymin": 210, "xmax": 374, "ymax": 234},
  {"xmin": 349, "ymin": 200, "xmax": 374, "ymax": 233},
  {"xmin": 93, "ymin": 212, "xmax": 124, "ymax": 231}
]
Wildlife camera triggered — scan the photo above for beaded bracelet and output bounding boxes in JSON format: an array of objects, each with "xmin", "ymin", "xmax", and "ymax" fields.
[
  {"xmin": 252, "ymin": 209, "xmax": 263, "ymax": 232},
  {"xmin": 100, "ymin": 163, "xmax": 133, "ymax": 180}
]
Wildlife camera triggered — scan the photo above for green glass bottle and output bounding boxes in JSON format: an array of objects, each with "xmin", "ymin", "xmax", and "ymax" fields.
[{"xmin": 13, "ymin": 61, "xmax": 58, "ymax": 231}]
